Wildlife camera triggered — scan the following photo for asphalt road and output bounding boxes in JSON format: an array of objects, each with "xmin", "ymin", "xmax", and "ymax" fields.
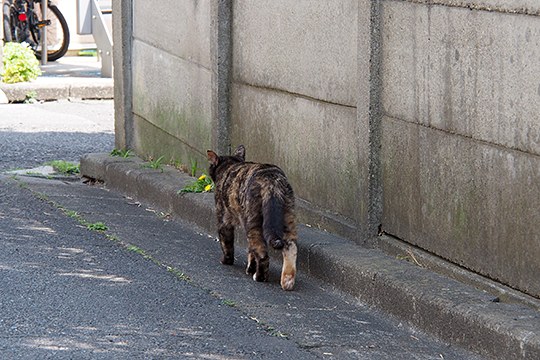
[
  {"xmin": 0, "ymin": 99, "xmax": 114, "ymax": 172},
  {"xmin": 0, "ymin": 100, "xmax": 485, "ymax": 359}
]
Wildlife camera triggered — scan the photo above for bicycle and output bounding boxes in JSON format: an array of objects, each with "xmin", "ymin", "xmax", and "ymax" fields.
[{"xmin": 3, "ymin": 0, "xmax": 69, "ymax": 61}]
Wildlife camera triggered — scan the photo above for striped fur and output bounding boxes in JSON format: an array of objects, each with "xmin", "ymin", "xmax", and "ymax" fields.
[{"xmin": 207, "ymin": 145, "xmax": 298, "ymax": 290}]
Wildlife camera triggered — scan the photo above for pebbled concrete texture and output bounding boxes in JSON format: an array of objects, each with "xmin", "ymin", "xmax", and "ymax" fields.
[{"xmin": 81, "ymin": 152, "xmax": 540, "ymax": 360}]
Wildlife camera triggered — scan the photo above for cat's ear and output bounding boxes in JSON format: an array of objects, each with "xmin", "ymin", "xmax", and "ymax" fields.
[
  {"xmin": 207, "ymin": 150, "xmax": 219, "ymax": 165},
  {"xmin": 234, "ymin": 145, "xmax": 246, "ymax": 160}
]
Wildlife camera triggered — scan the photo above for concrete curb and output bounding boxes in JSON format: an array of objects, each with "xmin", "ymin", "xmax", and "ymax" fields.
[
  {"xmin": 80, "ymin": 152, "xmax": 540, "ymax": 360},
  {"xmin": 0, "ymin": 77, "xmax": 113, "ymax": 102}
]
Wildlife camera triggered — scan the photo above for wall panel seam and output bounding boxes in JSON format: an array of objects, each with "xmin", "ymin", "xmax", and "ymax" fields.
[
  {"xmin": 132, "ymin": 37, "xmax": 213, "ymax": 73},
  {"xmin": 232, "ymin": 80, "xmax": 357, "ymax": 110},
  {"xmin": 383, "ymin": 114, "xmax": 540, "ymax": 159},
  {"xmin": 384, "ymin": 0, "xmax": 540, "ymax": 17},
  {"xmin": 134, "ymin": 114, "xmax": 207, "ymax": 157}
]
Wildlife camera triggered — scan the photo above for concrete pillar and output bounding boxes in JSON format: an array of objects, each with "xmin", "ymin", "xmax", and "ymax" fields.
[
  {"xmin": 112, "ymin": 0, "xmax": 133, "ymax": 150},
  {"xmin": 210, "ymin": 0, "xmax": 233, "ymax": 155},
  {"xmin": 357, "ymin": 0, "xmax": 383, "ymax": 244}
]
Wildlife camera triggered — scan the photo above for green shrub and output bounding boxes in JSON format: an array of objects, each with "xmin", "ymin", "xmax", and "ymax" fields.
[{"xmin": 1, "ymin": 42, "xmax": 42, "ymax": 84}]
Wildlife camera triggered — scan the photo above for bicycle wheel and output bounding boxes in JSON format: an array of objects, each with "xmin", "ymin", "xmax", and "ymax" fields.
[
  {"xmin": 3, "ymin": 0, "xmax": 14, "ymax": 42},
  {"xmin": 31, "ymin": 3, "xmax": 69, "ymax": 61}
]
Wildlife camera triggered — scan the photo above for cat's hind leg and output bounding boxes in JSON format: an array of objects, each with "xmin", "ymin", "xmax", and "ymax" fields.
[
  {"xmin": 280, "ymin": 211, "xmax": 297, "ymax": 291},
  {"xmin": 247, "ymin": 228, "xmax": 269, "ymax": 282},
  {"xmin": 218, "ymin": 224, "xmax": 235, "ymax": 265},
  {"xmin": 281, "ymin": 241, "xmax": 297, "ymax": 290},
  {"xmin": 246, "ymin": 251, "xmax": 256, "ymax": 275}
]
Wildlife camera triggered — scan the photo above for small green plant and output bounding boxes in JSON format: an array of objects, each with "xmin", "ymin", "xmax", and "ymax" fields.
[
  {"xmin": 86, "ymin": 222, "xmax": 108, "ymax": 232},
  {"xmin": 110, "ymin": 148, "xmax": 133, "ymax": 158},
  {"xmin": 167, "ymin": 266, "xmax": 191, "ymax": 282},
  {"xmin": 142, "ymin": 156, "xmax": 165, "ymax": 172},
  {"xmin": 190, "ymin": 159, "xmax": 198, "ymax": 177},
  {"xmin": 1, "ymin": 42, "xmax": 42, "ymax": 84},
  {"xmin": 48, "ymin": 160, "xmax": 80, "ymax": 175},
  {"xmin": 222, "ymin": 299, "xmax": 236, "ymax": 307},
  {"xmin": 248, "ymin": 316, "xmax": 289, "ymax": 339},
  {"xmin": 64, "ymin": 210, "xmax": 80, "ymax": 219},
  {"xmin": 105, "ymin": 234, "xmax": 120, "ymax": 243},
  {"xmin": 178, "ymin": 174, "xmax": 214, "ymax": 193},
  {"xmin": 126, "ymin": 244, "xmax": 146, "ymax": 256},
  {"xmin": 24, "ymin": 91, "xmax": 37, "ymax": 104}
]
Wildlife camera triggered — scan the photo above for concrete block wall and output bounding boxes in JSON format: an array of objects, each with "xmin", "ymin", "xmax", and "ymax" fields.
[
  {"xmin": 380, "ymin": 0, "xmax": 540, "ymax": 297},
  {"xmin": 118, "ymin": 0, "xmax": 214, "ymax": 168},
  {"xmin": 230, "ymin": 1, "xmax": 363, "ymax": 225},
  {"xmin": 114, "ymin": 0, "xmax": 540, "ymax": 298}
]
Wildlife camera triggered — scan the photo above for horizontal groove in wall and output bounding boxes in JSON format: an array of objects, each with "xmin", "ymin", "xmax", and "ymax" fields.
[
  {"xmin": 386, "ymin": 0, "xmax": 540, "ymax": 17},
  {"xmin": 233, "ymin": 80, "xmax": 357, "ymax": 110},
  {"xmin": 383, "ymin": 114, "xmax": 540, "ymax": 159},
  {"xmin": 132, "ymin": 37, "xmax": 212, "ymax": 73},
  {"xmin": 133, "ymin": 113, "xmax": 207, "ymax": 158}
]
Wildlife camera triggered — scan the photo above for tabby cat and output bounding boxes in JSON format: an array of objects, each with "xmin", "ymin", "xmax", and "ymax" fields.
[{"xmin": 207, "ymin": 145, "xmax": 298, "ymax": 291}]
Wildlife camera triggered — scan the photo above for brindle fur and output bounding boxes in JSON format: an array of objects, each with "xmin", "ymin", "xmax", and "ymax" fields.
[{"xmin": 207, "ymin": 145, "xmax": 298, "ymax": 291}]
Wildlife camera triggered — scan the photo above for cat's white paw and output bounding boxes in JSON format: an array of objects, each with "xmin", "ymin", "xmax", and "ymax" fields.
[{"xmin": 281, "ymin": 275, "xmax": 295, "ymax": 291}]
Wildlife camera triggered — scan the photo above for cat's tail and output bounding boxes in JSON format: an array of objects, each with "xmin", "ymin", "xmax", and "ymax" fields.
[{"xmin": 262, "ymin": 195, "xmax": 285, "ymax": 250}]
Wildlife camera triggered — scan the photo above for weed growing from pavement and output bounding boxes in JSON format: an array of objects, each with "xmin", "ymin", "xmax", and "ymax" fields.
[
  {"xmin": 24, "ymin": 171, "xmax": 42, "ymax": 176},
  {"xmin": 64, "ymin": 209, "xmax": 80, "ymax": 219},
  {"xmin": 179, "ymin": 174, "xmax": 214, "ymax": 193},
  {"xmin": 248, "ymin": 315, "xmax": 289, "ymax": 339},
  {"xmin": 52, "ymin": 207, "xmax": 106, "ymax": 232},
  {"xmin": 24, "ymin": 91, "xmax": 37, "ymax": 104},
  {"xmin": 47, "ymin": 160, "xmax": 80, "ymax": 175},
  {"xmin": 142, "ymin": 156, "xmax": 165, "ymax": 172},
  {"xmin": 396, "ymin": 249, "xmax": 424, "ymax": 268},
  {"xmin": 14, "ymin": 177, "xmax": 28, "ymax": 189},
  {"xmin": 105, "ymin": 234, "xmax": 120, "ymax": 242},
  {"xmin": 86, "ymin": 222, "xmax": 108, "ymax": 232},
  {"xmin": 110, "ymin": 148, "xmax": 133, "ymax": 158},
  {"xmin": 222, "ymin": 299, "xmax": 236, "ymax": 307},
  {"xmin": 189, "ymin": 158, "xmax": 200, "ymax": 177},
  {"xmin": 126, "ymin": 244, "xmax": 146, "ymax": 256},
  {"xmin": 166, "ymin": 266, "xmax": 191, "ymax": 282}
]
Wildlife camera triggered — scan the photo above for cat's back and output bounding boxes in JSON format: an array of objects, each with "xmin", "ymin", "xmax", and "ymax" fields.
[
  {"xmin": 231, "ymin": 161, "xmax": 287, "ymax": 185},
  {"xmin": 220, "ymin": 161, "xmax": 292, "ymax": 198}
]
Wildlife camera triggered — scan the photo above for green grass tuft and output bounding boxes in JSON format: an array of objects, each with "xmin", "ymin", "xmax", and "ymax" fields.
[
  {"xmin": 47, "ymin": 160, "xmax": 80, "ymax": 175},
  {"xmin": 86, "ymin": 222, "xmax": 108, "ymax": 232}
]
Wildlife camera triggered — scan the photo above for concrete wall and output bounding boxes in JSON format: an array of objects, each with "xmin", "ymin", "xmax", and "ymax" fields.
[
  {"xmin": 118, "ymin": 0, "xmax": 214, "ymax": 168},
  {"xmin": 380, "ymin": 1, "xmax": 540, "ymax": 297},
  {"xmin": 114, "ymin": 0, "xmax": 540, "ymax": 298},
  {"xmin": 230, "ymin": 1, "xmax": 362, "ymax": 225}
]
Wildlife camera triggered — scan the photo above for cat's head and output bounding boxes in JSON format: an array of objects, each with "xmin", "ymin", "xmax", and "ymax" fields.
[{"xmin": 207, "ymin": 145, "xmax": 246, "ymax": 181}]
